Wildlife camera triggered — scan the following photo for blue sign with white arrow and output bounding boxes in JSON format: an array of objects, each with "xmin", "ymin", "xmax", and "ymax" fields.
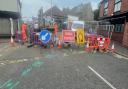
[{"xmin": 39, "ymin": 30, "xmax": 52, "ymax": 44}]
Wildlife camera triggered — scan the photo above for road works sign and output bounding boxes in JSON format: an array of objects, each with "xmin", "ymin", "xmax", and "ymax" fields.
[
  {"xmin": 76, "ymin": 29, "xmax": 85, "ymax": 44},
  {"xmin": 39, "ymin": 30, "xmax": 51, "ymax": 44},
  {"xmin": 62, "ymin": 30, "xmax": 75, "ymax": 42}
]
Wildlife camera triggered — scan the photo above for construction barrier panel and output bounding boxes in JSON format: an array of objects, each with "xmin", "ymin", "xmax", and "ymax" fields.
[
  {"xmin": 85, "ymin": 35, "xmax": 98, "ymax": 52},
  {"xmin": 30, "ymin": 32, "xmax": 41, "ymax": 45},
  {"xmin": 62, "ymin": 30, "xmax": 75, "ymax": 43},
  {"xmin": 97, "ymin": 37, "xmax": 111, "ymax": 52},
  {"xmin": 15, "ymin": 31, "xmax": 22, "ymax": 42}
]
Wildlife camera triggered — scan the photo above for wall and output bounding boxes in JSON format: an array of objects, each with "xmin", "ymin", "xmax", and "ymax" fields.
[
  {"xmin": 121, "ymin": 0, "xmax": 128, "ymax": 13},
  {"xmin": 0, "ymin": 0, "xmax": 20, "ymax": 13},
  {"xmin": 112, "ymin": 32, "xmax": 124, "ymax": 43},
  {"xmin": 99, "ymin": 0, "xmax": 128, "ymax": 18},
  {"xmin": 108, "ymin": 0, "xmax": 115, "ymax": 16},
  {"xmin": 99, "ymin": 2, "xmax": 104, "ymax": 17},
  {"xmin": 123, "ymin": 22, "xmax": 128, "ymax": 47},
  {"xmin": 0, "ymin": 18, "xmax": 17, "ymax": 36}
]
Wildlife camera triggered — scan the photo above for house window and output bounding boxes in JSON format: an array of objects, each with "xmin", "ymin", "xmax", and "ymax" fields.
[
  {"xmin": 114, "ymin": 0, "xmax": 121, "ymax": 12},
  {"xmin": 104, "ymin": 0, "xmax": 108, "ymax": 16},
  {"xmin": 114, "ymin": 24, "xmax": 124, "ymax": 32}
]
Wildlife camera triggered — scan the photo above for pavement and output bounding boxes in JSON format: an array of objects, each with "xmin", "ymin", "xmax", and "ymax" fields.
[
  {"xmin": 0, "ymin": 42, "xmax": 128, "ymax": 89},
  {"xmin": 113, "ymin": 42, "xmax": 128, "ymax": 58}
]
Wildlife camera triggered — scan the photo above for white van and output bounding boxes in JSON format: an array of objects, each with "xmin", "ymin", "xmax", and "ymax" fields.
[{"xmin": 71, "ymin": 21, "xmax": 84, "ymax": 31}]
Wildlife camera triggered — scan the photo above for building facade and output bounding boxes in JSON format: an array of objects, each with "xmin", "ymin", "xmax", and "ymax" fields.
[
  {"xmin": 99, "ymin": 0, "xmax": 128, "ymax": 47},
  {"xmin": 38, "ymin": 6, "xmax": 66, "ymax": 28},
  {"xmin": 0, "ymin": 0, "xmax": 21, "ymax": 36}
]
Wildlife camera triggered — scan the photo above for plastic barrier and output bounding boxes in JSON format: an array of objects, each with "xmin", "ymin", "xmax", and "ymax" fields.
[
  {"xmin": 85, "ymin": 34, "xmax": 111, "ymax": 52},
  {"xmin": 86, "ymin": 35, "xmax": 98, "ymax": 52},
  {"xmin": 97, "ymin": 37, "xmax": 111, "ymax": 52}
]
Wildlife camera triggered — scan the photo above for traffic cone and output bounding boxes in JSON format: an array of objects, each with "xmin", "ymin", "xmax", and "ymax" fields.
[
  {"xmin": 57, "ymin": 40, "xmax": 62, "ymax": 49},
  {"xmin": 10, "ymin": 36, "xmax": 15, "ymax": 47},
  {"xmin": 85, "ymin": 42, "xmax": 89, "ymax": 52},
  {"xmin": 111, "ymin": 43, "xmax": 115, "ymax": 53}
]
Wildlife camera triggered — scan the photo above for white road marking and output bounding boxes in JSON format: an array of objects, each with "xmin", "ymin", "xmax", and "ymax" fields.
[
  {"xmin": 35, "ymin": 57, "xmax": 40, "ymax": 60},
  {"xmin": 23, "ymin": 59, "xmax": 28, "ymax": 61},
  {"xmin": 88, "ymin": 66, "xmax": 116, "ymax": 89},
  {"xmin": 113, "ymin": 53, "xmax": 128, "ymax": 60},
  {"xmin": 1, "ymin": 63, "xmax": 5, "ymax": 65},
  {"xmin": 63, "ymin": 53, "xmax": 69, "ymax": 57},
  {"xmin": 78, "ymin": 51, "xmax": 85, "ymax": 54},
  {"xmin": 0, "ymin": 54, "xmax": 2, "ymax": 57}
]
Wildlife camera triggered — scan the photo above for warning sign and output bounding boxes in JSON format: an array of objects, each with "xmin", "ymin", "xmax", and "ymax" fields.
[
  {"xmin": 62, "ymin": 30, "xmax": 75, "ymax": 42},
  {"xmin": 76, "ymin": 29, "xmax": 85, "ymax": 44}
]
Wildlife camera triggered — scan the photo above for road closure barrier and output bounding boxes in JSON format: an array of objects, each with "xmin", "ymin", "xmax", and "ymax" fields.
[
  {"xmin": 25, "ymin": 26, "xmax": 113, "ymax": 53},
  {"xmin": 85, "ymin": 35, "xmax": 98, "ymax": 52}
]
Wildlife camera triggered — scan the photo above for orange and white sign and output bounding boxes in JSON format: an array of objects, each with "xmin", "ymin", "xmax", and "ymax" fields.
[{"xmin": 62, "ymin": 30, "xmax": 75, "ymax": 42}]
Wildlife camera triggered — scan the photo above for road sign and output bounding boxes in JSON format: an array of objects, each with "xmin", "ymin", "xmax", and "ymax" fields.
[
  {"xmin": 62, "ymin": 30, "xmax": 75, "ymax": 42},
  {"xmin": 39, "ymin": 30, "xmax": 51, "ymax": 44},
  {"xmin": 76, "ymin": 29, "xmax": 85, "ymax": 44}
]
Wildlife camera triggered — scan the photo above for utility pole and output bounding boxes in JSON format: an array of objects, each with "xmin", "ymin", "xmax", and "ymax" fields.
[{"xmin": 51, "ymin": 0, "xmax": 53, "ymax": 18}]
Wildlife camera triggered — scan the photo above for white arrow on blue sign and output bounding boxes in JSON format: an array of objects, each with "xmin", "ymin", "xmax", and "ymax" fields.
[{"xmin": 39, "ymin": 30, "xmax": 52, "ymax": 44}]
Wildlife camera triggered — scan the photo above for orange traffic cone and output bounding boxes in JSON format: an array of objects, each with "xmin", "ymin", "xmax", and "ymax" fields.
[
  {"xmin": 111, "ymin": 43, "xmax": 115, "ymax": 53},
  {"xmin": 57, "ymin": 40, "xmax": 62, "ymax": 49},
  {"xmin": 10, "ymin": 36, "xmax": 15, "ymax": 47}
]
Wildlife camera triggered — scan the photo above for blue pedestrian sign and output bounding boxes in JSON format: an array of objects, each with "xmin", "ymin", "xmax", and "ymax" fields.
[{"xmin": 39, "ymin": 30, "xmax": 52, "ymax": 44}]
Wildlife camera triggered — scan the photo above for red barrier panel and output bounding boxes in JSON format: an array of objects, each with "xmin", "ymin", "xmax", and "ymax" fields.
[
  {"xmin": 86, "ymin": 35, "xmax": 111, "ymax": 52},
  {"xmin": 97, "ymin": 37, "xmax": 111, "ymax": 51},
  {"xmin": 87, "ymin": 35, "xmax": 98, "ymax": 50}
]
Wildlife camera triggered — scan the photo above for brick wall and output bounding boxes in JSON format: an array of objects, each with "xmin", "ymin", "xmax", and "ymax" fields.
[
  {"xmin": 112, "ymin": 32, "xmax": 124, "ymax": 43},
  {"xmin": 123, "ymin": 22, "xmax": 128, "ymax": 47},
  {"xmin": 99, "ymin": 0, "xmax": 128, "ymax": 18},
  {"xmin": 99, "ymin": 2, "xmax": 104, "ymax": 17},
  {"xmin": 121, "ymin": 0, "xmax": 128, "ymax": 13},
  {"xmin": 108, "ymin": 0, "xmax": 115, "ymax": 16}
]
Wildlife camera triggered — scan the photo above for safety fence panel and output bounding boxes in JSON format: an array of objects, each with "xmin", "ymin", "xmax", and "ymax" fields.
[
  {"xmin": 30, "ymin": 32, "xmax": 42, "ymax": 45},
  {"xmin": 97, "ymin": 25, "xmax": 114, "ymax": 39}
]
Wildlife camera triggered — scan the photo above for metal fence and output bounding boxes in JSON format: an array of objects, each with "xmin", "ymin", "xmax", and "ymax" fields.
[
  {"xmin": 97, "ymin": 25, "xmax": 114, "ymax": 39},
  {"xmin": 85, "ymin": 21, "xmax": 114, "ymax": 39}
]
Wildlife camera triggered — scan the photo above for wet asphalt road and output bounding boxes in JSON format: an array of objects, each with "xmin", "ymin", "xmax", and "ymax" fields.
[{"xmin": 0, "ymin": 43, "xmax": 128, "ymax": 89}]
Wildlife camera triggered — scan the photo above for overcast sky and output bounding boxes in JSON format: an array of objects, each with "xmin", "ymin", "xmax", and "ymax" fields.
[{"xmin": 21, "ymin": 0, "xmax": 100, "ymax": 18}]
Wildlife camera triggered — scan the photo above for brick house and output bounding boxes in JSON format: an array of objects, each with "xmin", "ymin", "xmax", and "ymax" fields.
[{"xmin": 99, "ymin": 0, "xmax": 128, "ymax": 47}]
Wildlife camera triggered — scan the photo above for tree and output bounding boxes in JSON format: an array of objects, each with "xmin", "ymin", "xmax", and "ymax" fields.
[
  {"xmin": 94, "ymin": 4, "xmax": 100, "ymax": 21},
  {"xmin": 94, "ymin": 9, "xmax": 99, "ymax": 21}
]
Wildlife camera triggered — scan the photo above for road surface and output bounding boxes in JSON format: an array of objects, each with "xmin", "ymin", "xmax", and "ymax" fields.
[{"xmin": 0, "ymin": 43, "xmax": 128, "ymax": 89}]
